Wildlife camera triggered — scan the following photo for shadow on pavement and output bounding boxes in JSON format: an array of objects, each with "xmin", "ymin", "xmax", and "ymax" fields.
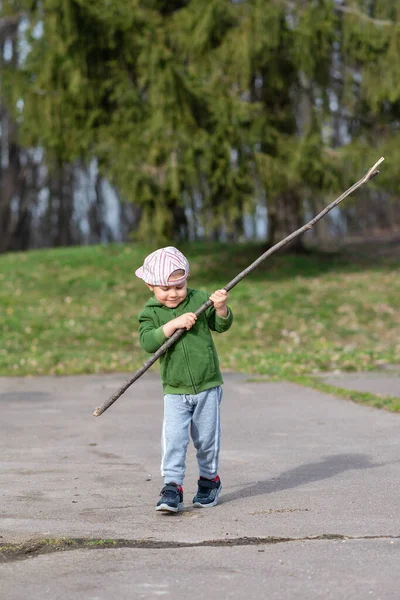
[{"xmin": 220, "ymin": 453, "xmax": 380, "ymax": 504}]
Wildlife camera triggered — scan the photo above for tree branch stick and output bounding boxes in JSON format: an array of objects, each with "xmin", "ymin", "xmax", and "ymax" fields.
[{"xmin": 93, "ymin": 157, "xmax": 384, "ymax": 417}]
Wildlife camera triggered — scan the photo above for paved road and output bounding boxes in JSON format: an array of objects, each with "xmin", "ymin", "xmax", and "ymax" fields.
[
  {"xmin": 321, "ymin": 369, "xmax": 400, "ymax": 398},
  {"xmin": 1, "ymin": 372, "xmax": 400, "ymax": 599}
]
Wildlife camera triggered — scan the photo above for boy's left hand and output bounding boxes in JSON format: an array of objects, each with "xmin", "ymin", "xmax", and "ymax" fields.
[{"xmin": 210, "ymin": 289, "xmax": 229, "ymax": 317}]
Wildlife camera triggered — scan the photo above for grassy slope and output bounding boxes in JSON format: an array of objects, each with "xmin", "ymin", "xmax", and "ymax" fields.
[{"xmin": 1, "ymin": 242, "xmax": 399, "ymax": 408}]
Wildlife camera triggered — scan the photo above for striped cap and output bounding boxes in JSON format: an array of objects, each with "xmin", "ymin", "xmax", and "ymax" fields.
[{"xmin": 135, "ymin": 247, "xmax": 189, "ymax": 286}]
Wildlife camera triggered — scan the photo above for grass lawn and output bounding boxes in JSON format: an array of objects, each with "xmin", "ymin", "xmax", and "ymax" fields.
[{"xmin": 1, "ymin": 241, "xmax": 399, "ymax": 409}]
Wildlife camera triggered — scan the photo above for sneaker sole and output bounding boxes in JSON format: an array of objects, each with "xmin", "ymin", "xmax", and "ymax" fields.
[
  {"xmin": 192, "ymin": 485, "xmax": 222, "ymax": 508},
  {"xmin": 156, "ymin": 502, "xmax": 184, "ymax": 513}
]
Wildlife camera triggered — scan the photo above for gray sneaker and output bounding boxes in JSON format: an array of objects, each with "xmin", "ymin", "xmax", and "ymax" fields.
[{"xmin": 192, "ymin": 477, "xmax": 222, "ymax": 508}]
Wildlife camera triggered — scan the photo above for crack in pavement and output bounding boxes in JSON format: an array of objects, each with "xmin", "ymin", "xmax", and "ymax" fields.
[{"xmin": 1, "ymin": 534, "xmax": 400, "ymax": 563}]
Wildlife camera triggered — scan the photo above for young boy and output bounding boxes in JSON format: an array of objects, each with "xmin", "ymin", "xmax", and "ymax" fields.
[{"xmin": 136, "ymin": 246, "xmax": 233, "ymax": 513}]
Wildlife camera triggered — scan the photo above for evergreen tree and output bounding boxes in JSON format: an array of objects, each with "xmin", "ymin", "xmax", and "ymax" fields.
[{"xmin": 1, "ymin": 1, "xmax": 400, "ymax": 246}]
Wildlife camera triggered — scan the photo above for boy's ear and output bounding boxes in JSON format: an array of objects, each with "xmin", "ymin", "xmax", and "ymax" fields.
[{"xmin": 146, "ymin": 283, "xmax": 154, "ymax": 291}]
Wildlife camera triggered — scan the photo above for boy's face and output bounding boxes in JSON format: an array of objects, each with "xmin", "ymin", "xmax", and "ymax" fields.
[{"xmin": 147, "ymin": 274, "xmax": 188, "ymax": 308}]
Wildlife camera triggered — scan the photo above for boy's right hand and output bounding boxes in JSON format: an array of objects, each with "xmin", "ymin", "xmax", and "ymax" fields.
[{"xmin": 163, "ymin": 313, "xmax": 197, "ymax": 337}]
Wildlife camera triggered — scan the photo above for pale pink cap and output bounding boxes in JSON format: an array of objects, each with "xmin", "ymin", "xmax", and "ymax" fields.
[{"xmin": 135, "ymin": 247, "xmax": 189, "ymax": 286}]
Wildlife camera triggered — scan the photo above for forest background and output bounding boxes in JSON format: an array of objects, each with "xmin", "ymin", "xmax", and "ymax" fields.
[{"xmin": 1, "ymin": 0, "xmax": 400, "ymax": 252}]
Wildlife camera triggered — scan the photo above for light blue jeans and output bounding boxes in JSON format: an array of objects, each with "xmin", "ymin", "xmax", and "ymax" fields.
[{"xmin": 161, "ymin": 386, "xmax": 222, "ymax": 486}]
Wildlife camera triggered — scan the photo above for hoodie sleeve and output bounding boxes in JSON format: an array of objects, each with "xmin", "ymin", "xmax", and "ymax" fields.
[
  {"xmin": 138, "ymin": 309, "xmax": 168, "ymax": 353},
  {"xmin": 206, "ymin": 304, "xmax": 233, "ymax": 333}
]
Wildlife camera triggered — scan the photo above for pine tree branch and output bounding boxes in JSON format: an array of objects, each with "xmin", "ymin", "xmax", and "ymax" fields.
[
  {"xmin": 335, "ymin": 5, "xmax": 393, "ymax": 27},
  {"xmin": 286, "ymin": 1, "xmax": 394, "ymax": 27},
  {"xmin": 93, "ymin": 157, "xmax": 385, "ymax": 417}
]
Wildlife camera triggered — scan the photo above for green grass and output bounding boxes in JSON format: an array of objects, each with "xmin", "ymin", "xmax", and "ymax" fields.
[
  {"xmin": 290, "ymin": 376, "xmax": 400, "ymax": 412},
  {"xmin": 0, "ymin": 241, "xmax": 399, "ymax": 388}
]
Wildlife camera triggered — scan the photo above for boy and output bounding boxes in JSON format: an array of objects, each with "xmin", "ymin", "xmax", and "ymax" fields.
[{"xmin": 136, "ymin": 246, "xmax": 233, "ymax": 512}]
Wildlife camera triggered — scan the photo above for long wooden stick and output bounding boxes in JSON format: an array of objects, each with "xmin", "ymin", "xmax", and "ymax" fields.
[{"xmin": 93, "ymin": 157, "xmax": 384, "ymax": 417}]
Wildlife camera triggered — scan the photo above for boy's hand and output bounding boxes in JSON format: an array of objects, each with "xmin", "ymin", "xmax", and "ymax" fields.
[
  {"xmin": 210, "ymin": 289, "xmax": 229, "ymax": 317},
  {"xmin": 163, "ymin": 312, "xmax": 197, "ymax": 337}
]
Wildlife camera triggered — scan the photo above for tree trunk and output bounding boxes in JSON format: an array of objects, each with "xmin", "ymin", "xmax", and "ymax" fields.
[
  {"xmin": 53, "ymin": 161, "xmax": 74, "ymax": 247},
  {"xmin": 166, "ymin": 195, "xmax": 188, "ymax": 242},
  {"xmin": 267, "ymin": 189, "xmax": 306, "ymax": 252},
  {"xmin": 0, "ymin": 116, "xmax": 22, "ymax": 252},
  {"xmin": 87, "ymin": 171, "xmax": 105, "ymax": 243}
]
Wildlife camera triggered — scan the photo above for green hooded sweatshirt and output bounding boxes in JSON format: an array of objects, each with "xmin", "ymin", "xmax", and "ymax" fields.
[{"xmin": 138, "ymin": 288, "xmax": 233, "ymax": 395}]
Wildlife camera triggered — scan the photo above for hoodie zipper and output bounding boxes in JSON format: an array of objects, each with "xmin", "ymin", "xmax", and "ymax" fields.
[{"xmin": 172, "ymin": 308, "xmax": 197, "ymax": 394}]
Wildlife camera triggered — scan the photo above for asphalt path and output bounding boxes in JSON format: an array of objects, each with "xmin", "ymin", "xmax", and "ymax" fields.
[{"xmin": 1, "ymin": 372, "xmax": 400, "ymax": 599}]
